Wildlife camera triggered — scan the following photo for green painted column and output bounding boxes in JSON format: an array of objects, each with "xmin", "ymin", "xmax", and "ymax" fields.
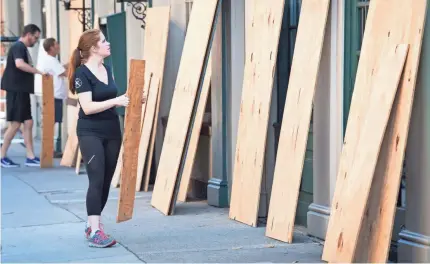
[{"xmin": 207, "ymin": 0, "xmax": 229, "ymax": 208}]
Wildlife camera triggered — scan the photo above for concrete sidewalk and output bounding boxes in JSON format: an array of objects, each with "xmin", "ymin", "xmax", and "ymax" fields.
[{"xmin": 1, "ymin": 143, "xmax": 323, "ymax": 263}]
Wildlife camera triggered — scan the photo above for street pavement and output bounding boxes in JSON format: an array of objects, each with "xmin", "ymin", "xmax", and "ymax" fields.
[{"xmin": 1, "ymin": 142, "xmax": 323, "ymax": 263}]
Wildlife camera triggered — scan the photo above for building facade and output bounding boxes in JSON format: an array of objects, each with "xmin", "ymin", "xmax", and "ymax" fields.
[{"xmin": 1, "ymin": 0, "xmax": 429, "ymax": 262}]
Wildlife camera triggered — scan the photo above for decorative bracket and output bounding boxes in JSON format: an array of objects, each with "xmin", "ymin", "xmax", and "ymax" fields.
[
  {"xmin": 116, "ymin": 0, "xmax": 149, "ymax": 29},
  {"xmin": 59, "ymin": 0, "xmax": 92, "ymax": 31}
]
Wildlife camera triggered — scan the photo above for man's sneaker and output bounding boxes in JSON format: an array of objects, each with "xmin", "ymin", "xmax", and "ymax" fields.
[
  {"xmin": 25, "ymin": 157, "xmax": 40, "ymax": 167},
  {"xmin": 88, "ymin": 230, "xmax": 116, "ymax": 248},
  {"xmin": 1, "ymin": 157, "xmax": 20, "ymax": 168}
]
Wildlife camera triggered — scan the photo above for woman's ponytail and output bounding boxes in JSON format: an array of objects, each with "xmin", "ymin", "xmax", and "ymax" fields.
[
  {"xmin": 67, "ymin": 29, "xmax": 102, "ymax": 94},
  {"xmin": 68, "ymin": 48, "xmax": 82, "ymax": 94}
]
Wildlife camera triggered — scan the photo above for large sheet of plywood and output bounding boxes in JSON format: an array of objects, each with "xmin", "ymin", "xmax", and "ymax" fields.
[
  {"xmin": 323, "ymin": 45, "xmax": 408, "ymax": 262},
  {"xmin": 116, "ymin": 59, "xmax": 145, "ymax": 223},
  {"xmin": 354, "ymin": 2, "xmax": 428, "ymax": 262},
  {"xmin": 143, "ymin": 82, "xmax": 161, "ymax": 192},
  {"xmin": 135, "ymin": 6, "xmax": 170, "ymax": 192},
  {"xmin": 177, "ymin": 55, "xmax": 211, "ymax": 202},
  {"xmin": 322, "ymin": 2, "xmax": 412, "ymax": 260},
  {"xmin": 151, "ymin": 0, "xmax": 220, "ymax": 215},
  {"xmin": 228, "ymin": 0, "xmax": 285, "ymax": 227},
  {"xmin": 41, "ymin": 75, "xmax": 55, "ymax": 168},
  {"xmin": 61, "ymin": 105, "xmax": 79, "ymax": 167},
  {"xmin": 264, "ymin": 0, "xmax": 330, "ymax": 242}
]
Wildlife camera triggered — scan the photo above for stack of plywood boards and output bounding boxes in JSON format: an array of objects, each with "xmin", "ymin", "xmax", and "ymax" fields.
[
  {"xmin": 322, "ymin": 1, "xmax": 427, "ymax": 262},
  {"xmin": 111, "ymin": 6, "xmax": 171, "ymax": 192},
  {"xmin": 151, "ymin": 0, "xmax": 220, "ymax": 215},
  {"xmin": 228, "ymin": 0, "xmax": 286, "ymax": 227},
  {"xmin": 264, "ymin": 0, "xmax": 330, "ymax": 242}
]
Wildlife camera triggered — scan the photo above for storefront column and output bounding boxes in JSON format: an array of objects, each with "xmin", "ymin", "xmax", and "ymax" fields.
[
  {"xmin": 307, "ymin": 0, "xmax": 343, "ymax": 239},
  {"xmin": 22, "ymin": 0, "xmax": 43, "ymax": 139},
  {"xmin": 225, "ymin": 0, "xmax": 245, "ymax": 203},
  {"xmin": 208, "ymin": 0, "xmax": 229, "ymax": 207},
  {"xmin": 398, "ymin": 9, "xmax": 430, "ymax": 262}
]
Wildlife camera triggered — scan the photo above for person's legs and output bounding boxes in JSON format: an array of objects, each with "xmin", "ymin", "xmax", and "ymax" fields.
[
  {"xmin": 22, "ymin": 119, "xmax": 35, "ymax": 158},
  {"xmin": 1, "ymin": 91, "xmax": 24, "ymax": 167},
  {"xmin": 79, "ymin": 135, "xmax": 116, "ymax": 247},
  {"xmin": 1, "ymin": 122, "xmax": 21, "ymax": 167},
  {"xmin": 101, "ymin": 138, "xmax": 121, "ymax": 212}
]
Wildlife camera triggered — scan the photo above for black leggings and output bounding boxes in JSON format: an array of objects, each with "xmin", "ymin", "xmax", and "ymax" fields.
[{"xmin": 78, "ymin": 135, "xmax": 121, "ymax": 216}]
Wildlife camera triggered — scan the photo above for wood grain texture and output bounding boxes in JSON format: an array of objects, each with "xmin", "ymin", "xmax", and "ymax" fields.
[
  {"xmin": 177, "ymin": 55, "xmax": 212, "ymax": 202},
  {"xmin": 150, "ymin": 0, "xmax": 220, "ymax": 215},
  {"xmin": 322, "ymin": 14, "xmax": 410, "ymax": 261},
  {"xmin": 61, "ymin": 105, "xmax": 79, "ymax": 167},
  {"xmin": 354, "ymin": 1, "xmax": 428, "ymax": 262},
  {"xmin": 117, "ymin": 59, "xmax": 145, "ymax": 223},
  {"xmin": 228, "ymin": 0, "xmax": 286, "ymax": 227},
  {"xmin": 41, "ymin": 75, "xmax": 55, "ymax": 168},
  {"xmin": 264, "ymin": 0, "xmax": 330, "ymax": 242},
  {"xmin": 136, "ymin": 6, "xmax": 170, "ymax": 192}
]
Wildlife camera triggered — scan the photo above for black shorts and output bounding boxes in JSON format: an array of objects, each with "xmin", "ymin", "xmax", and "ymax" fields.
[
  {"xmin": 6, "ymin": 91, "xmax": 32, "ymax": 123},
  {"xmin": 54, "ymin": 99, "xmax": 63, "ymax": 123}
]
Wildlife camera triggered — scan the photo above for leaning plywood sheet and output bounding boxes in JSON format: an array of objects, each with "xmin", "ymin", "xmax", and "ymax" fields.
[
  {"xmin": 151, "ymin": 0, "xmax": 220, "ymax": 215},
  {"xmin": 61, "ymin": 105, "xmax": 79, "ymax": 167},
  {"xmin": 323, "ymin": 44, "xmax": 408, "ymax": 263},
  {"xmin": 41, "ymin": 75, "xmax": 55, "ymax": 168},
  {"xmin": 177, "ymin": 55, "xmax": 212, "ymax": 202},
  {"xmin": 135, "ymin": 6, "xmax": 170, "ymax": 192},
  {"xmin": 264, "ymin": 0, "xmax": 330, "ymax": 242},
  {"xmin": 354, "ymin": 1, "xmax": 428, "ymax": 262},
  {"xmin": 117, "ymin": 59, "xmax": 145, "ymax": 223},
  {"xmin": 228, "ymin": 0, "xmax": 285, "ymax": 227},
  {"xmin": 322, "ymin": 2, "xmax": 411, "ymax": 260}
]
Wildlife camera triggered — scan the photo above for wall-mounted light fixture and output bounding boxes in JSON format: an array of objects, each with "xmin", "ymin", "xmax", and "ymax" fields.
[
  {"xmin": 59, "ymin": 0, "xmax": 92, "ymax": 31},
  {"xmin": 116, "ymin": 0, "xmax": 149, "ymax": 29}
]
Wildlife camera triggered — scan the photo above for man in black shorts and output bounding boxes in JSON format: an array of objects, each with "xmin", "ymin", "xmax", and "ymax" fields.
[{"xmin": 1, "ymin": 24, "xmax": 47, "ymax": 168}]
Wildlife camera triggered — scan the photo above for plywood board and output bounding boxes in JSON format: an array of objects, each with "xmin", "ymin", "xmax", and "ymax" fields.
[
  {"xmin": 354, "ymin": 2, "xmax": 428, "ymax": 262},
  {"xmin": 177, "ymin": 55, "xmax": 212, "ymax": 202},
  {"xmin": 228, "ymin": 0, "xmax": 286, "ymax": 227},
  {"xmin": 322, "ymin": 2, "xmax": 412, "ymax": 259},
  {"xmin": 264, "ymin": 0, "xmax": 330, "ymax": 242},
  {"xmin": 116, "ymin": 59, "xmax": 145, "ymax": 223},
  {"xmin": 135, "ymin": 6, "xmax": 170, "ymax": 192},
  {"xmin": 41, "ymin": 75, "xmax": 55, "ymax": 168},
  {"xmin": 60, "ymin": 105, "xmax": 79, "ymax": 167},
  {"xmin": 143, "ymin": 83, "xmax": 162, "ymax": 192},
  {"xmin": 150, "ymin": 0, "xmax": 220, "ymax": 215}
]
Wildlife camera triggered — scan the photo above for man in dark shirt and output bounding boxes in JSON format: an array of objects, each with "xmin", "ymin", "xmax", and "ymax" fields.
[{"xmin": 1, "ymin": 24, "xmax": 46, "ymax": 168}]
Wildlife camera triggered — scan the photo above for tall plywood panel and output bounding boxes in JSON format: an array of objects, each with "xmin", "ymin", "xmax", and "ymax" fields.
[
  {"xmin": 264, "ymin": 0, "xmax": 330, "ymax": 242},
  {"xmin": 228, "ymin": 0, "xmax": 285, "ymax": 227},
  {"xmin": 354, "ymin": 1, "xmax": 428, "ymax": 262},
  {"xmin": 41, "ymin": 75, "xmax": 55, "ymax": 168},
  {"xmin": 151, "ymin": 0, "xmax": 220, "ymax": 215},
  {"xmin": 136, "ymin": 6, "xmax": 170, "ymax": 192},
  {"xmin": 322, "ymin": 1, "xmax": 414, "ymax": 261},
  {"xmin": 117, "ymin": 59, "xmax": 145, "ymax": 223}
]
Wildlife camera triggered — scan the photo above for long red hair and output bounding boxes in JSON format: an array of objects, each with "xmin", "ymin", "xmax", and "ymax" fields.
[{"xmin": 67, "ymin": 29, "xmax": 101, "ymax": 94}]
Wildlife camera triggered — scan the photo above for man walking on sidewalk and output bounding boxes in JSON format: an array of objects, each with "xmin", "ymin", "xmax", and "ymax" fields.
[{"xmin": 1, "ymin": 24, "xmax": 46, "ymax": 168}]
